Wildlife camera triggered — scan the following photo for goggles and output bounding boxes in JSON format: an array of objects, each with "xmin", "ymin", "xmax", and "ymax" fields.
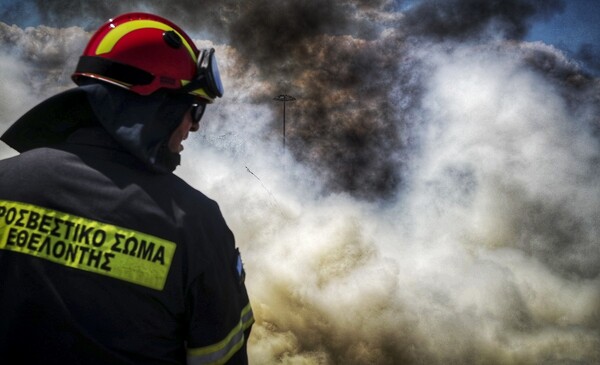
[{"xmin": 181, "ymin": 48, "xmax": 224, "ymax": 101}]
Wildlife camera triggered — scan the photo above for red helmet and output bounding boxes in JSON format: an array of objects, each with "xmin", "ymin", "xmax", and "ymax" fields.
[{"xmin": 72, "ymin": 12, "xmax": 223, "ymax": 102}]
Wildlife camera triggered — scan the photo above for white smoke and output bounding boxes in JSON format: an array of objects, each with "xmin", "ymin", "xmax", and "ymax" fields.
[
  {"xmin": 1, "ymin": 19, "xmax": 599, "ymax": 365},
  {"xmin": 176, "ymin": 37, "xmax": 600, "ymax": 363}
]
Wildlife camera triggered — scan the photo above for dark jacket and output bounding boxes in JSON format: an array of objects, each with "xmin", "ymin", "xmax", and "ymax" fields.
[{"xmin": 0, "ymin": 124, "xmax": 253, "ymax": 364}]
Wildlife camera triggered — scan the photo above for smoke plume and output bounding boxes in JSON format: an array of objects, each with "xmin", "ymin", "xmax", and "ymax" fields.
[{"xmin": 1, "ymin": 0, "xmax": 599, "ymax": 364}]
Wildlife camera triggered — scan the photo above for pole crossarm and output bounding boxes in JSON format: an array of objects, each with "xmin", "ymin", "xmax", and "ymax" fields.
[{"xmin": 273, "ymin": 94, "xmax": 296, "ymax": 102}]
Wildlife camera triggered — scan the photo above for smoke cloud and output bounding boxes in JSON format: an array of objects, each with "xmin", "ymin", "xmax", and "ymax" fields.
[
  {"xmin": 1, "ymin": 0, "xmax": 599, "ymax": 364},
  {"xmin": 403, "ymin": 0, "xmax": 564, "ymax": 40}
]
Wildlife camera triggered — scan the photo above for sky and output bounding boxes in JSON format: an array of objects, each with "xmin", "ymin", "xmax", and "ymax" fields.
[
  {"xmin": 526, "ymin": 0, "xmax": 599, "ymax": 75},
  {"xmin": 1, "ymin": 1, "xmax": 599, "ymax": 364}
]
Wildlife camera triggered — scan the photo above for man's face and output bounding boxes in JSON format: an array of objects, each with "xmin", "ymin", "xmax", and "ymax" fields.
[{"xmin": 167, "ymin": 108, "xmax": 200, "ymax": 153}]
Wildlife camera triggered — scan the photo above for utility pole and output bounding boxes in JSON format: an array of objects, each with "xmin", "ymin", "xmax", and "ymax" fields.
[{"xmin": 273, "ymin": 94, "xmax": 296, "ymax": 149}]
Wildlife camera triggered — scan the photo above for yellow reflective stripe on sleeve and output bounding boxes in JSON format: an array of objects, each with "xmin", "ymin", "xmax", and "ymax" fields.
[
  {"xmin": 187, "ymin": 303, "xmax": 254, "ymax": 365},
  {"xmin": 96, "ymin": 20, "xmax": 197, "ymax": 63},
  {"xmin": 0, "ymin": 200, "xmax": 176, "ymax": 291},
  {"xmin": 241, "ymin": 302, "xmax": 254, "ymax": 331}
]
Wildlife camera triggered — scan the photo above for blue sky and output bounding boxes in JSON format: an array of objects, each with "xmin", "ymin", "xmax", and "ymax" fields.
[
  {"xmin": 526, "ymin": 0, "xmax": 599, "ymax": 73},
  {"xmin": 527, "ymin": 0, "xmax": 599, "ymax": 46}
]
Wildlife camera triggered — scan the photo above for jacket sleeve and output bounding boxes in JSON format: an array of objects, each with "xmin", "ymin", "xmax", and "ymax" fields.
[{"xmin": 185, "ymin": 224, "xmax": 254, "ymax": 365}]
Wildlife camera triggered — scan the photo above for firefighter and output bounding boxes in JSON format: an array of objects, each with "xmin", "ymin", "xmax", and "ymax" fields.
[{"xmin": 0, "ymin": 12, "xmax": 253, "ymax": 364}]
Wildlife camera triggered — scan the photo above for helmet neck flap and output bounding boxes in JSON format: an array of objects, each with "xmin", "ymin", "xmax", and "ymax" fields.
[
  {"xmin": 80, "ymin": 81, "xmax": 195, "ymax": 173},
  {"xmin": 0, "ymin": 81, "xmax": 194, "ymax": 174}
]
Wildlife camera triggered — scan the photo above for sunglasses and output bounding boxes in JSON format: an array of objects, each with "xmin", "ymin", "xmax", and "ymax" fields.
[
  {"xmin": 180, "ymin": 48, "xmax": 224, "ymax": 100},
  {"xmin": 191, "ymin": 102, "xmax": 206, "ymax": 124}
]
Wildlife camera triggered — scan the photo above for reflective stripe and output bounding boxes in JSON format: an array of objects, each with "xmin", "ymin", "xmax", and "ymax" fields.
[
  {"xmin": 96, "ymin": 20, "xmax": 197, "ymax": 63},
  {"xmin": 0, "ymin": 200, "xmax": 176, "ymax": 290},
  {"xmin": 187, "ymin": 303, "xmax": 254, "ymax": 365},
  {"xmin": 241, "ymin": 303, "xmax": 254, "ymax": 331}
]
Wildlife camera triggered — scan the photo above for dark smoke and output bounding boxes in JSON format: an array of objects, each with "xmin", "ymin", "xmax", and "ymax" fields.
[
  {"xmin": 403, "ymin": 0, "xmax": 565, "ymax": 40},
  {"xmin": 220, "ymin": 0, "xmax": 568, "ymax": 200},
  {"xmin": 576, "ymin": 43, "xmax": 600, "ymax": 76},
  {"xmin": 225, "ymin": 0, "xmax": 406, "ymax": 200}
]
